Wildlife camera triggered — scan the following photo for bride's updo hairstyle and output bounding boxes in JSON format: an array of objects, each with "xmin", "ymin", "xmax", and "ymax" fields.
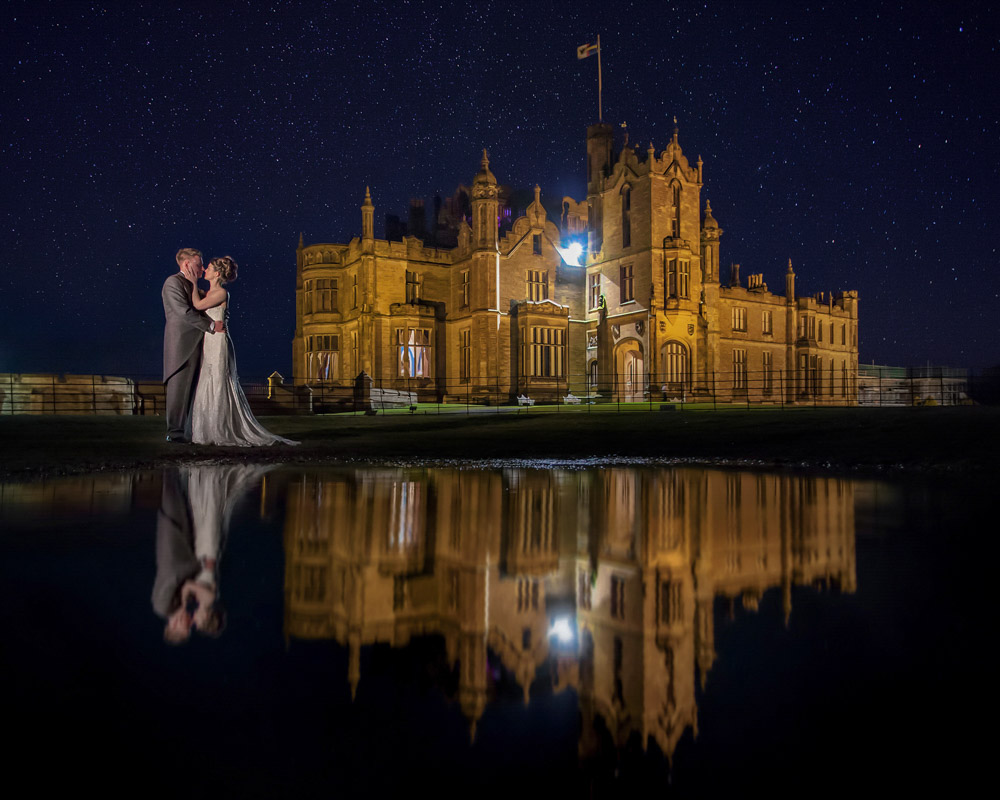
[{"xmin": 209, "ymin": 255, "xmax": 238, "ymax": 284}]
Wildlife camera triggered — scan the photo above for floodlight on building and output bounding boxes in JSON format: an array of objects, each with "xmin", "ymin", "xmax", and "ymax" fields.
[{"xmin": 556, "ymin": 241, "xmax": 584, "ymax": 267}]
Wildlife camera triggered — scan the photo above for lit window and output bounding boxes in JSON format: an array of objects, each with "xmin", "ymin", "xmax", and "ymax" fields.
[
  {"xmin": 306, "ymin": 333, "xmax": 339, "ymax": 382},
  {"xmin": 396, "ymin": 327, "xmax": 431, "ymax": 378}
]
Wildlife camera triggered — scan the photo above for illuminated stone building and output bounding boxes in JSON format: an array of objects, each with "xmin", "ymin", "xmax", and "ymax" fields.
[
  {"xmin": 294, "ymin": 122, "xmax": 859, "ymax": 403},
  {"xmin": 281, "ymin": 466, "xmax": 856, "ymax": 755}
]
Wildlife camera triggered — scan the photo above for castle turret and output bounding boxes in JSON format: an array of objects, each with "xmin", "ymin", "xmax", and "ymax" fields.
[
  {"xmin": 700, "ymin": 201, "xmax": 721, "ymax": 283},
  {"xmin": 361, "ymin": 186, "xmax": 374, "ymax": 243},
  {"xmin": 471, "ymin": 149, "xmax": 499, "ymax": 251}
]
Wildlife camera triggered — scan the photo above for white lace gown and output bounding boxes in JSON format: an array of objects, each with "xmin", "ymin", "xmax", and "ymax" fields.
[{"xmin": 191, "ymin": 297, "xmax": 298, "ymax": 446}]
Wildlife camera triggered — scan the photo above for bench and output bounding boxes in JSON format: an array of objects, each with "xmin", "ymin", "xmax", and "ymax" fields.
[{"xmin": 516, "ymin": 394, "xmax": 535, "ymax": 406}]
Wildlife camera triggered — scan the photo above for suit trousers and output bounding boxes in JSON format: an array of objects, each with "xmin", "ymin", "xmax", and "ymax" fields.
[{"xmin": 165, "ymin": 349, "xmax": 203, "ymax": 439}]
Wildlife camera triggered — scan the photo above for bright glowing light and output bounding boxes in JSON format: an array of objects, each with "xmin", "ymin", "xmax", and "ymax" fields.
[
  {"xmin": 548, "ymin": 616, "xmax": 575, "ymax": 644},
  {"xmin": 556, "ymin": 242, "xmax": 584, "ymax": 267}
]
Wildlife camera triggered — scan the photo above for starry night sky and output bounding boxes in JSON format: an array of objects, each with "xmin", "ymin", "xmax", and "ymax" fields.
[{"xmin": 2, "ymin": 0, "xmax": 997, "ymax": 379}]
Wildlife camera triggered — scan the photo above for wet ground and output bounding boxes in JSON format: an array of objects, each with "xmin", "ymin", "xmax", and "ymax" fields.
[{"xmin": 1, "ymin": 463, "xmax": 990, "ymax": 796}]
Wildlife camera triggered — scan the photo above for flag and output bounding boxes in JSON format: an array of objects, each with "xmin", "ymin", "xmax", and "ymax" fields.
[{"xmin": 577, "ymin": 41, "xmax": 598, "ymax": 59}]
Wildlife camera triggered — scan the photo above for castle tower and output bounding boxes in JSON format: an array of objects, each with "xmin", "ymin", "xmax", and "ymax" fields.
[
  {"xmin": 700, "ymin": 201, "xmax": 721, "ymax": 285},
  {"xmin": 468, "ymin": 150, "xmax": 508, "ymax": 398},
  {"xmin": 358, "ymin": 188, "xmax": 375, "ymax": 372},
  {"xmin": 361, "ymin": 186, "xmax": 374, "ymax": 243},
  {"xmin": 785, "ymin": 259, "xmax": 797, "ymax": 403}
]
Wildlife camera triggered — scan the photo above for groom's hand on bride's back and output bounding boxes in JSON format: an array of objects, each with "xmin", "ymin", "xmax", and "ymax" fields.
[{"xmin": 213, "ymin": 320, "xmax": 224, "ymax": 333}]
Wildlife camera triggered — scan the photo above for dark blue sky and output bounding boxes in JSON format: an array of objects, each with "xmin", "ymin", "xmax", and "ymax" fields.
[{"xmin": 2, "ymin": 0, "xmax": 997, "ymax": 378}]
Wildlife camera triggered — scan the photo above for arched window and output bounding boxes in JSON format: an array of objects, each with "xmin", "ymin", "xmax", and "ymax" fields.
[
  {"xmin": 662, "ymin": 341, "xmax": 689, "ymax": 386},
  {"xmin": 670, "ymin": 181, "xmax": 681, "ymax": 238},
  {"xmin": 589, "ymin": 359, "xmax": 598, "ymax": 388},
  {"xmin": 621, "ymin": 185, "xmax": 631, "ymax": 249}
]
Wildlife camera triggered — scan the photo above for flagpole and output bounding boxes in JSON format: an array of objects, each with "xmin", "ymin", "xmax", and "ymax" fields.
[{"xmin": 597, "ymin": 34, "xmax": 602, "ymax": 122}]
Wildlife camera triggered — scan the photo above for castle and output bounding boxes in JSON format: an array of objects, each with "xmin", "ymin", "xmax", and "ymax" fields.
[{"xmin": 294, "ymin": 122, "xmax": 859, "ymax": 403}]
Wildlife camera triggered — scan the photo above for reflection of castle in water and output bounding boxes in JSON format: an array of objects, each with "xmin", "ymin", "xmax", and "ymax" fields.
[{"xmin": 282, "ymin": 467, "xmax": 856, "ymax": 755}]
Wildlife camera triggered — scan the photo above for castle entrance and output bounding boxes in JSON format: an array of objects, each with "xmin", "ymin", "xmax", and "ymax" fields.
[{"xmin": 614, "ymin": 339, "xmax": 645, "ymax": 402}]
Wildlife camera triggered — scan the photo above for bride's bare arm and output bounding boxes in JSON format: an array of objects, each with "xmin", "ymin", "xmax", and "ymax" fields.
[{"xmin": 192, "ymin": 285, "xmax": 227, "ymax": 311}]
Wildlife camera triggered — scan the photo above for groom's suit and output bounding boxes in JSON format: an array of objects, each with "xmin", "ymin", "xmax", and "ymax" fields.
[{"xmin": 162, "ymin": 273, "xmax": 213, "ymax": 440}]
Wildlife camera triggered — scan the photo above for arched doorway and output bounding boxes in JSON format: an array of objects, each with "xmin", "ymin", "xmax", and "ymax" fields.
[
  {"xmin": 614, "ymin": 339, "xmax": 645, "ymax": 401},
  {"xmin": 660, "ymin": 341, "xmax": 689, "ymax": 397}
]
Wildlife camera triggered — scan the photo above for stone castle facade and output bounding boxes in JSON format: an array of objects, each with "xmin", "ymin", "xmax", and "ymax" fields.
[{"xmin": 294, "ymin": 123, "xmax": 859, "ymax": 403}]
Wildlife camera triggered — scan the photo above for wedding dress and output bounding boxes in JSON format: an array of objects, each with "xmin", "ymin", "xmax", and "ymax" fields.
[{"xmin": 191, "ymin": 296, "xmax": 298, "ymax": 446}]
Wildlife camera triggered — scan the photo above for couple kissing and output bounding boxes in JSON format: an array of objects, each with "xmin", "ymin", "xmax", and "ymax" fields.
[{"xmin": 161, "ymin": 247, "xmax": 297, "ymax": 447}]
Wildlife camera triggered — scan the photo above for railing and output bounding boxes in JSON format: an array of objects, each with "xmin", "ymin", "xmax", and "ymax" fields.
[{"xmin": 2, "ymin": 368, "xmax": 995, "ymax": 416}]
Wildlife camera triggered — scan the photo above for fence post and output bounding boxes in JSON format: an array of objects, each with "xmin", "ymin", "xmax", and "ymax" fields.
[
  {"xmin": 711, "ymin": 369, "xmax": 717, "ymax": 411},
  {"xmin": 779, "ymin": 368, "xmax": 784, "ymax": 410}
]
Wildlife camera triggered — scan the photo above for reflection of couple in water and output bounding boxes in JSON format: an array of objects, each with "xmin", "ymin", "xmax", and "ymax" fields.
[{"xmin": 153, "ymin": 465, "xmax": 267, "ymax": 644}]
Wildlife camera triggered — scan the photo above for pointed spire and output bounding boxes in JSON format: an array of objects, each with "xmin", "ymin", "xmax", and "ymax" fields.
[
  {"xmin": 703, "ymin": 199, "xmax": 718, "ymax": 230},
  {"xmin": 673, "ymin": 115, "xmax": 679, "ymax": 143},
  {"xmin": 787, "ymin": 257, "xmax": 794, "ymax": 274},
  {"xmin": 361, "ymin": 186, "xmax": 374, "ymax": 242},
  {"xmin": 534, "ymin": 183, "xmax": 541, "ymax": 204},
  {"xmin": 297, "ymin": 231, "xmax": 304, "ymax": 249},
  {"xmin": 474, "ymin": 148, "xmax": 496, "ymax": 184}
]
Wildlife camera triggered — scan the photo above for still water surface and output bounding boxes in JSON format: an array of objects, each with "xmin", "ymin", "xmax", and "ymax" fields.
[{"xmin": 0, "ymin": 464, "xmax": 986, "ymax": 796}]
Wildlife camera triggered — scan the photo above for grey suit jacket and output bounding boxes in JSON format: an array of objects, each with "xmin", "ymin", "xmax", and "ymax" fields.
[{"xmin": 162, "ymin": 273, "xmax": 213, "ymax": 382}]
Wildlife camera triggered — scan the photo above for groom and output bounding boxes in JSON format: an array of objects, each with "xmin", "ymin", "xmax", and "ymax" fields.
[{"xmin": 162, "ymin": 247, "xmax": 224, "ymax": 443}]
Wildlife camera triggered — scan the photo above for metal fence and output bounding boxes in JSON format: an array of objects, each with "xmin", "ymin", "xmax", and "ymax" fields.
[{"xmin": 3, "ymin": 367, "xmax": 995, "ymax": 416}]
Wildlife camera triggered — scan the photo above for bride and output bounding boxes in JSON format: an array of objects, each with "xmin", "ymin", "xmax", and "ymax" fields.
[{"xmin": 188, "ymin": 256, "xmax": 297, "ymax": 446}]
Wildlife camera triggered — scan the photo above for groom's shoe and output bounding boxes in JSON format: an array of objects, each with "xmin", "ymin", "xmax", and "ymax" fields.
[{"xmin": 166, "ymin": 435, "xmax": 190, "ymax": 444}]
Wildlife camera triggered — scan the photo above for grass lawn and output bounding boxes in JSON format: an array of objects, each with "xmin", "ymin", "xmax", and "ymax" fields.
[{"xmin": 1, "ymin": 405, "xmax": 997, "ymax": 480}]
